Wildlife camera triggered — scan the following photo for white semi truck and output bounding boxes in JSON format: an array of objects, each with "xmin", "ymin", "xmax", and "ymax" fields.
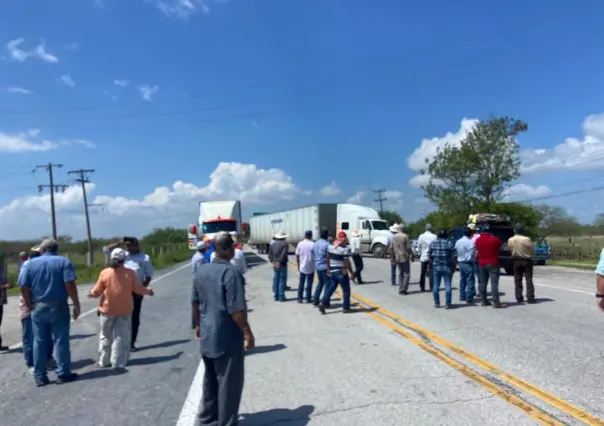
[
  {"xmin": 187, "ymin": 200, "xmax": 242, "ymax": 250},
  {"xmin": 249, "ymin": 203, "xmax": 391, "ymax": 258}
]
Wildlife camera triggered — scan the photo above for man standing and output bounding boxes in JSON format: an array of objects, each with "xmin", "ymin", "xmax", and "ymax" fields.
[
  {"xmin": 18, "ymin": 238, "xmax": 80, "ymax": 386},
  {"xmin": 417, "ymin": 224, "xmax": 437, "ymax": 292},
  {"xmin": 312, "ymin": 229, "xmax": 331, "ymax": 306},
  {"xmin": 103, "ymin": 237, "xmax": 154, "ymax": 352},
  {"xmin": 428, "ymin": 229, "xmax": 457, "ymax": 309},
  {"xmin": 455, "ymin": 227, "xmax": 477, "ymax": 304},
  {"xmin": 474, "ymin": 226, "xmax": 507, "ymax": 308},
  {"xmin": 268, "ymin": 232, "xmax": 289, "ymax": 302},
  {"xmin": 0, "ymin": 251, "xmax": 12, "ymax": 353},
  {"xmin": 388, "ymin": 224, "xmax": 413, "ymax": 295},
  {"xmin": 192, "ymin": 241, "xmax": 208, "ymax": 274},
  {"xmin": 468, "ymin": 223, "xmax": 481, "ymax": 283},
  {"xmin": 508, "ymin": 224, "xmax": 536, "ymax": 304},
  {"xmin": 387, "ymin": 224, "xmax": 399, "ymax": 286},
  {"xmin": 319, "ymin": 231, "xmax": 355, "ymax": 314},
  {"xmin": 295, "ymin": 230, "xmax": 315, "ymax": 303},
  {"xmin": 192, "ymin": 232, "xmax": 254, "ymax": 426},
  {"xmin": 349, "ymin": 230, "xmax": 364, "ymax": 284}
]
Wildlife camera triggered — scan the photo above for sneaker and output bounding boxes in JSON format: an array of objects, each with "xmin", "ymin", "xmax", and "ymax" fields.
[
  {"xmin": 56, "ymin": 372, "xmax": 79, "ymax": 385},
  {"xmin": 0, "ymin": 345, "xmax": 9, "ymax": 353}
]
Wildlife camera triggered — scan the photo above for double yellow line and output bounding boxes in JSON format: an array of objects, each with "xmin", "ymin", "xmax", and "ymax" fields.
[{"xmin": 285, "ymin": 262, "xmax": 603, "ymax": 426}]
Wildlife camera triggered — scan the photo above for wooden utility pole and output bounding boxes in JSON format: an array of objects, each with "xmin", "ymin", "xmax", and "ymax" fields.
[
  {"xmin": 68, "ymin": 169, "xmax": 95, "ymax": 266},
  {"xmin": 35, "ymin": 163, "xmax": 66, "ymax": 240},
  {"xmin": 373, "ymin": 188, "xmax": 387, "ymax": 213}
]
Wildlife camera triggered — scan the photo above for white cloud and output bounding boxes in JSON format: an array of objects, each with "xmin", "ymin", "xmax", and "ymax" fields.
[
  {"xmin": 114, "ymin": 79, "xmax": 129, "ymax": 87},
  {"xmin": 0, "ymin": 129, "xmax": 95, "ymax": 153},
  {"xmin": 319, "ymin": 181, "xmax": 341, "ymax": 197},
  {"xmin": 0, "ymin": 162, "xmax": 305, "ymax": 240},
  {"xmin": 503, "ymin": 184, "xmax": 552, "ymax": 201},
  {"xmin": 346, "ymin": 191, "xmax": 365, "ymax": 204},
  {"xmin": 149, "ymin": 0, "xmax": 229, "ymax": 18},
  {"xmin": 60, "ymin": 74, "xmax": 75, "ymax": 87},
  {"xmin": 6, "ymin": 87, "xmax": 31, "ymax": 95},
  {"xmin": 138, "ymin": 85, "xmax": 158, "ymax": 101},
  {"xmin": 6, "ymin": 39, "xmax": 58, "ymax": 63}
]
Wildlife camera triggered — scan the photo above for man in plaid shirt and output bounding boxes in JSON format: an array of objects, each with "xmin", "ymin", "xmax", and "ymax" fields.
[{"xmin": 428, "ymin": 228, "xmax": 457, "ymax": 309}]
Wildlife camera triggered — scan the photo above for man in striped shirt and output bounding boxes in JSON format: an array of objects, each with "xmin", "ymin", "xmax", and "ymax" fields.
[{"xmin": 318, "ymin": 231, "xmax": 356, "ymax": 314}]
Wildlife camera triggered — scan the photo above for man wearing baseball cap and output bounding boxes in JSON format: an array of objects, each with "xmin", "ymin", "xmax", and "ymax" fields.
[
  {"xmin": 318, "ymin": 231, "xmax": 355, "ymax": 314},
  {"xmin": 192, "ymin": 241, "xmax": 208, "ymax": 274}
]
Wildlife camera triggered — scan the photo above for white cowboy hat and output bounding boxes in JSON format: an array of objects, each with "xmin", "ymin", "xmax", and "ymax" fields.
[
  {"xmin": 351, "ymin": 229, "xmax": 360, "ymax": 237},
  {"xmin": 389, "ymin": 224, "xmax": 400, "ymax": 233},
  {"xmin": 273, "ymin": 231, "xmax": 288, "ymax": 239}
]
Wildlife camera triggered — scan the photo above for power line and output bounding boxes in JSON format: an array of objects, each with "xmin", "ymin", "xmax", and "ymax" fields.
[
  {"xmin": 35, "ymin": 163, "xmax": 66, "ymax": 240},
  {"xmin": 67, "ymin": 168, "xmax": 96, "ymax": 266},
  {"xmin": 374, "ymin": 189, "xmax": 387, "ymax": 213}
]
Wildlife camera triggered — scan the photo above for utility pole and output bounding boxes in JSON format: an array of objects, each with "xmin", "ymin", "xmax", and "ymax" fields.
[
  {"xmin": 68, "ymin": 168, "xmax": 95, "ymax": 266},
  {"xmin": 35, "ymin": 163, "xmax": 66, "ymax": 240},
  {"xmin": 374, "ymin": 188, "xmax": 387, "ymax": 213}
]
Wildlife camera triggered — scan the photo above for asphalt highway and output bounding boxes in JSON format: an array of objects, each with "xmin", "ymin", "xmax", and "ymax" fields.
[{"xmin": 0, "ymin": 250, "xmax": 601, "ymax": 425}]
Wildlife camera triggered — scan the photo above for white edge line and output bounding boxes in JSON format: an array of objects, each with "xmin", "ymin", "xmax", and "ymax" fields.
[
  {"xmin": 7, "ymin": 262, "xmax": 191, "ymax": 350},
  {"xmin": 175, "ymin": 357, "xmax": 205, "ymax": 426}
]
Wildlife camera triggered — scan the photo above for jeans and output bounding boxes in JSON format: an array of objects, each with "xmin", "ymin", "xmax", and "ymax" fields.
[
  {"xmin": 390, "ymin": 263, "xmax": 396, "ymax": 285},
  {"xmin": 479, "ymin": 264, "xmax": 500, "ymax": 303},
  {"xmin": 272, "ymin": 265, "xmax": 287, "ymax": 301},
  {"xmin": 312, "ymin": 269, "xmax": 329, "ymax": 304},
  {"xmin": 396, "ymin": 261, "xmax": 411, "ymax": 293},
  {"xmin": 432, "ymin": 269, "xmax": 453, "ymax": 307},
  {"xmin": 321, "ymin": 270, "xmax": 351, "ymax": 310},
  {"xmin": 458, "ymin": 262, "xmax": 476, "ymax": 302},
  {"xmin": 352, "ymin": 254, "xmax": 364, "ymax": 283},
  {"xmin": 22, "ymin": 316, "xmax": 54, "ymax": 368},
  {"xmin": 297, "ymin": 272, "xmax": 314, "ymax": 302},
  {"xmin": 419, "ymin": 261, "xmax": 433, "ymax": 291},
  {"xmin": 31, "ymin": 302, "xmax": 72, "ymax": 380}
]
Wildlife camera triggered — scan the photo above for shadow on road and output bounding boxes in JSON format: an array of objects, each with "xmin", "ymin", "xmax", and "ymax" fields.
[
  {"xmin": 128, "ymin": 351, "xmax": 183, "ymax": 366},
  {"xmin": 72, "ymin": 358, "xmax": 96, "ymax": 370},
  {"xmin": 245, "ymin": 343, "xmax": 286, "ymax": 356},
  {"xmin": 239, "ymin": 405, "xmax": 314, "ymax": 426},
  {"xmin": 360, "ymin": 280, "xmax": 383, "ymax": 285},
  {"xmin": 136, "ymin": 339, "xmax": 190, "ymax": 351},
  {"xmin": 71, "ymin": 333, "xmax": 96, "ymax": 340},
  {"xmin": 326, "ymin": 307, "xmax": 378, "ymax": 315},
  {"xmin": 77, "ymin": 366, "xmax": 128, "ymax": 381},
  {"xmin": 244, "ymin": 253, "xmax": 268, "ymax": 270}
]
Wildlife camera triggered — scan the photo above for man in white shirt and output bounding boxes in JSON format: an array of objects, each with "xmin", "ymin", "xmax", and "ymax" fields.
[
  {"xmin": 349, "ymin": 230, "xmax": 364, "ymax": 284},
  {"xmin": 295, "ymin": 230, "xmax": 315, "ymax": 303},
  {"xmin": 417, "ymin": 223, "xmax": 437, "ymax": 292},
  {"xmin": 387, "ymin": 224, "xmax": 399, "ymax": 285}
]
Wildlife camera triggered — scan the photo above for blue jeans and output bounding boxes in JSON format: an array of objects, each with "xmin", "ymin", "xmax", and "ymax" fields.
[
  {"xmin": 321, "ymin": 270, "xmax": 351, "ymax": 310},
  {"xmin": 272, "ymin": 265, "xmax": 287, "ymax": 301},
  {"xmin": 31, "ymin": 302, "xmax": 72, "ymax": 380},
  {"xmin": 297, "ymin": 272, "xmax": 314, "ymax": 302},
  {"xmin": 22, "ymin": 316, "xmax": 53, "ymax": 368},
  {"xmin": 312, "ymin": 269, "xmax": 329, "ymax": 304},
  {"xmin": 391, "ymin": 263, "xmax": 396, "ymax": 285},
  {"xmin": 432, "ymin": 269, "xmax": 453, "ymax": 307},
  {"xmin": 458, "ymin": 262, "xmax": 476, "ymax": 301}
]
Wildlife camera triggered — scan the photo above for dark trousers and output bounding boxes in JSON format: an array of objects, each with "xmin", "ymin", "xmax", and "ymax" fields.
[
  {"xmin": 131, "ymin": 294, "xmax": 143, "ymax": 346},
  {"xmin": 419, "ymin": 261, "xmax": 433, "ymax": 291},
  {"xmin": 199, "ymin": 346, "xmax": 245, "ymax": 426},
  {"xmin": 513, "ymin": 258, "xmax": 535, "ymax": 301},
  {"xmin": 352, "ymin": 253, "xmax": 364, "ymax": 283},
  {"xmin": 0, "ymin": 304, "xmax": 4, "ymax": 347},
  {"xmin": 479, "ymin": 264, "xmax": 500, "ymax": 304}
]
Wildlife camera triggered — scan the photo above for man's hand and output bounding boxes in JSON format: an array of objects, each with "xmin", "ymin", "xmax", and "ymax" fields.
[
  {"xmin": 86, "ymin": 291, "xmax": 94, "ymax": 299},
  {"xmin": 194, "ymin": 326, "xmax": 200, "ymax": 340},
  {"xmin": 148, "ymin": 288, "xmax": 155, "ymax": 296},
  {"xmin": 244, "ymin": 331, "xmax": 255, "ymax": 350},
  {"xmin": 72, "ymin": 304, "xmax": 80, "ymax": 320}
]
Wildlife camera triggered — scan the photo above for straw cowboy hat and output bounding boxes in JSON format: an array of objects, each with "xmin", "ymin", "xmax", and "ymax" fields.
[
  {"xmin": 351, "ymin": 229, "xmax": 360, "ymax": 237},
  {"xmin": 389, "ymin": 223, "xmax": 401, "ymax": 233},
  {"xmin": 273, "ymin": 231, "xmax": 288, "ymax": 239}
]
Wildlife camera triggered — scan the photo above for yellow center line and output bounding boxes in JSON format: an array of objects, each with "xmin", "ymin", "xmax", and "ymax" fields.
[{"xmin": 285, "ymin": 262, "xmax": 603, "ymax": 425}]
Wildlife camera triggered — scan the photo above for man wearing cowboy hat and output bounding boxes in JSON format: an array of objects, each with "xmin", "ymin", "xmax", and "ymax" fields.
[
  {"xmin": 268, "ymin": 232, "xmax": 289, "ymax": 302},
  {"xmin": 387, "ymin": 224, "xmax": 400, "ymax": 285},
  {"xmin": 349, "ymin": 229, "xmax": 364, "ymax": 284},
  {"xmin": 388, "ymin": 223, "xmax": 413, "ymax": 295}
]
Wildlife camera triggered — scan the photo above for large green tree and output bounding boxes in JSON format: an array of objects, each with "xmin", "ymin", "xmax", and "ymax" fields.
[
  {"xmin": 421, "ymin": 116, "xmax": 527, "ymax": 214},
  {"xmin": 378, "ymin": 209, "xmax": 404, "ymax": 226}
]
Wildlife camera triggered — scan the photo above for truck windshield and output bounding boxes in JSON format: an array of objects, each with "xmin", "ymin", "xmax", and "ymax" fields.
[
  {"xmin": 202, "ymin": 221, "xmax": 237, "ymax": 234},
  {"xmin": 371, "ymin": 221, "xmax": 389, "ymax": 231}
]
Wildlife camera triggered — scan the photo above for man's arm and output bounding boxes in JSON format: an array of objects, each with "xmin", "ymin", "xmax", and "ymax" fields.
[
  {"xmin": 63, "ymin": 259, "xmax": 80, "ymax": 319},
  {"xmin": 18, "ymin": 265, "xmax": 32, "ymax": 310},
  {"xmin": 191, "ymin": 275, "xmax": 201, "ymax": 337},
  {"xmin": 295, "ymin": 244, "xmax": 301, "ymax": 270},
  {"xmin": 88, "ymin": 270, "xmax": 106, "ymax": 298},
  {"xmin": 224, "ymin": 268, "xmax": 254, "ymax": 349},
  {"xmin": 143, "ymin": 255, "xmax": 154, "ymax": 287},
  {"xmin": 278, "ymin": 243, "xmax": 288, "ymax": 265}
]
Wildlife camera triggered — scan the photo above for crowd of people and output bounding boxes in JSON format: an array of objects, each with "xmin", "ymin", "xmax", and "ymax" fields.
[{"xmin": 0, "ymin": 237, "xmax": 155, "ymax": 387}]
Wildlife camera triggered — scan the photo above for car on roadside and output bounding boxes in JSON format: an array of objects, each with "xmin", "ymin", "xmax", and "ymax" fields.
[
  {"xmin": 411, "ymin": 239, "xmax": 420, "ymax": 259},
  {"xmin": 533, "ymin": 237, "xmax": 552, "ymax": 265}
]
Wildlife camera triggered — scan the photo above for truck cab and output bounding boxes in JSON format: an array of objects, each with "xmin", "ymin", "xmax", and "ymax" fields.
[{"xmin": 337, "ymin": 204, "xmax": 390, "ymax": 258}]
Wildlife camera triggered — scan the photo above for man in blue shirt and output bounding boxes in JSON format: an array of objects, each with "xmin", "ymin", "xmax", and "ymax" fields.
[
  {"xmin": 312, "ymin": 229, "xmax": 331, "ymax": 306},
  {"xmin": 18, "ymin": 238, "xmax": 80, "ymax": 387},
  {"xmin": 454, "ymin": 227, "xmax": 477, "ymax": 304}
]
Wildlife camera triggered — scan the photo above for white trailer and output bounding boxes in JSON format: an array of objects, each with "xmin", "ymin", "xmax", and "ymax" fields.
[
  {"xmin": 187, "ymin": 200, "xmax": 242, "ymax": 249},
  {"xmin": 249, "ymin": 203, "xmax": 391, "ymax": 257}
]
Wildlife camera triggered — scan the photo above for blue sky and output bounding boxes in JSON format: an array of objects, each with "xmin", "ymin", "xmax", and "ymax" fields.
[{"xmin": 1, "ymin": 0, "xmax": 604, "ymax": 240}]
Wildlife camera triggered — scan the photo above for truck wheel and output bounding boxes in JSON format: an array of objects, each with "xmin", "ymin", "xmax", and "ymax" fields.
[
  {"xmin": 537, "ymin": 260, "xmax": 545, "ymax": 266},
  {"xmin": 372, "ymin": 243, "xmax": 385, "ymax": 258},
  {"xmin": 504, "ymin": 266, "xmax": 514, "ymax": 275}
]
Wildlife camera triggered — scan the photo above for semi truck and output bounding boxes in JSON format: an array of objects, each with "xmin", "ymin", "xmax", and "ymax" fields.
[
  {"xmin": 187, "ymin": 200, "xmax": 242, "ymax": 250},
  {"xmin": 248, "ymin": 203, "xmax": 392, "ymax": 258}
]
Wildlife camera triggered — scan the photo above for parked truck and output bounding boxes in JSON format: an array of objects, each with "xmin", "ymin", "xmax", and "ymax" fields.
[
  {"xmin": 249, "ymin": 203, "xmax": 391, "ymax": 258},
  {"xmin": 187, "ymin": 200, "xmax": 242, "ymax": 250}
]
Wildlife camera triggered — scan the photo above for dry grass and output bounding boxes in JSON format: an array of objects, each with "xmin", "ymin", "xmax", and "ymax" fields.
[{"xmin": 547, "ymin": 235, "xmax": 604, "ymax": 262}]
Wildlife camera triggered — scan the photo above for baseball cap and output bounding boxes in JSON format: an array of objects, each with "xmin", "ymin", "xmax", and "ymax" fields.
[
  {"xmin": 196, "ymin": 241, "xmax": 207, "ymax": 250},
  {"xmin": 111, "ymin": 248, "xmax": 127, "ymax": 261},
  {"xmin": 337, "ymin": 231, "xmax": 347, "ymax": 240}
]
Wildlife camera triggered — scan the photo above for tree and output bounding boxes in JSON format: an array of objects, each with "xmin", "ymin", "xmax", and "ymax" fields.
[
  {"xmin": 535, "ymin": 205, "xmax": 582, "ymax": 239},
  {"xmin": 140, "ymin": 227, "xmax": 187, "ymax": 246},
  {"xmin": 379, "ymin": 210, "xmax": 404, "ymax": 226},
  {"xmin": 490, "ymin": 202, "xmax": 543, "ymax": 237},
  {"xmin": 594, "ymin": 213, "xmax": 604, "ymax": 227},
  {"xmin": 422, "ymin": 116, "xmax": 527, "ymax": 214}
]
